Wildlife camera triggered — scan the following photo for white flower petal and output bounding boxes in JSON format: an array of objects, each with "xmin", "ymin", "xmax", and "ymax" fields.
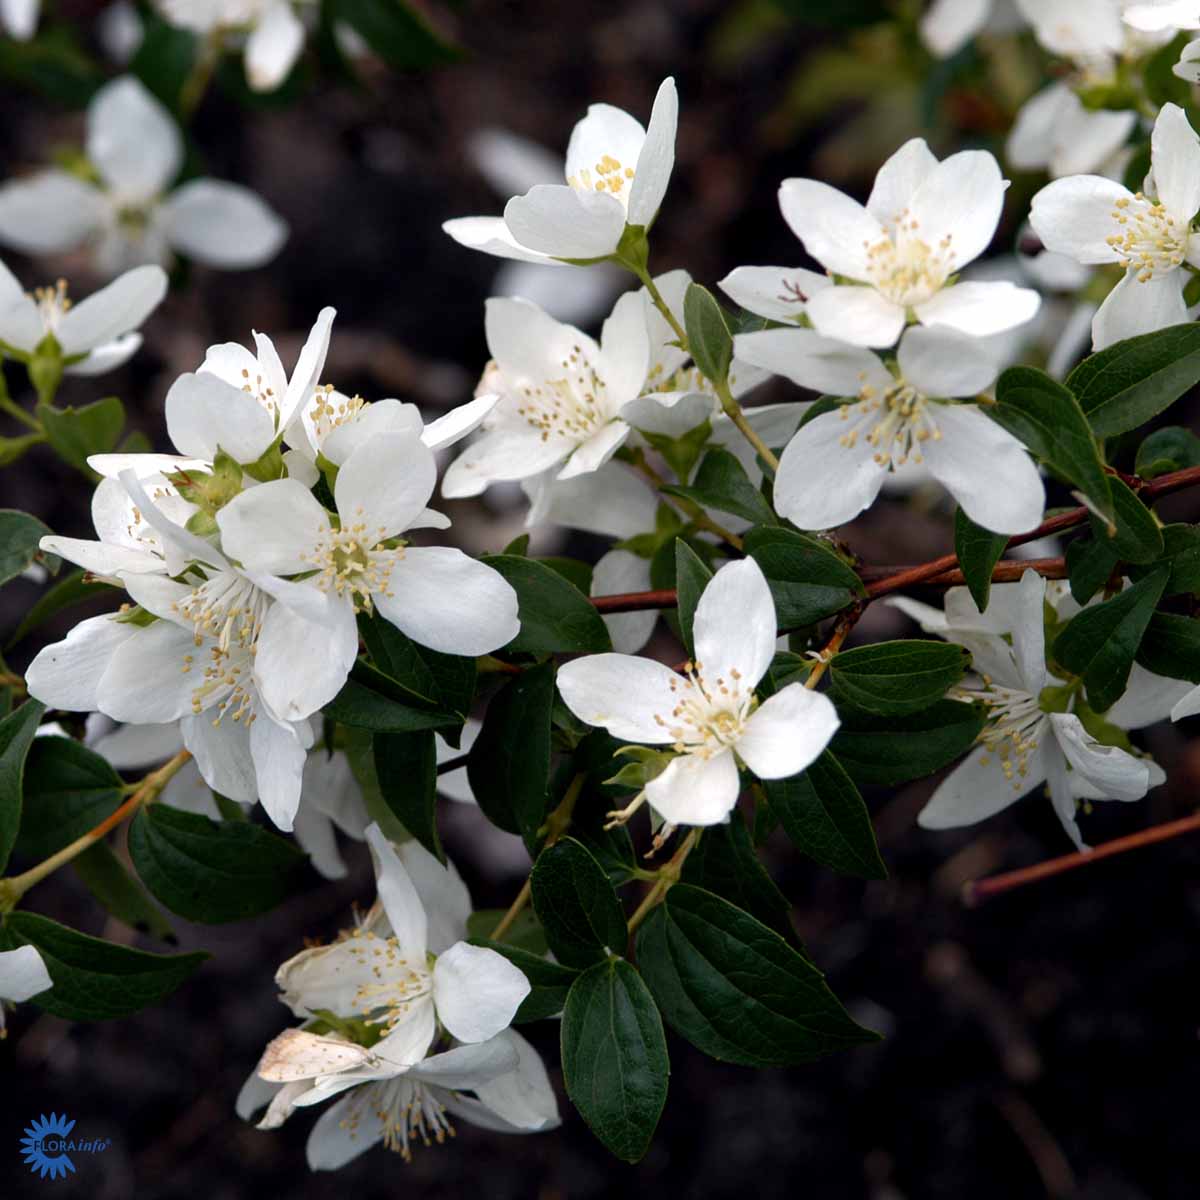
[
  {"xmin": 249, "ymin": 715, "xmax": 306, "ymax": 831},
  {"xmin": 628, "ymin": 77, "xmax": 678, "ymax": 226},
  {"xmin": 718, "ymin": 265, "xmax": 832, "ymax": 323},
  {"xmin": 217, "ymin": 479, "xmax": 329, "ymax": 574},
  {"xmin": 896, "ymin": 326, "xmax": 999, "ymax": 397},
  {"xmin": 733, "ymin": 327, "xmax": 888, "ymax": 395},
  {"xmin": 0, "ymin": 945, "xmax": 52, "ymax": 1003},
  {"xmin": 645, "ymin": 749, "xmax": 741, "ymax": 826},
  {"xmin": 56, "ymin": 265, "xmax": 167, "ymax": 357},
  {"xmin": 254, "ymin": 598, "xmax": 358, "ymax": 724},
  {"xmin": 87, "ymin": 76, "xmax": 182, "ymax": 199},
  {"xmin": 773, "ymin": 408, "xmax": 887, "ymax": 530},
  {"xmin": 1091, "ymin": 270, "xmax": 1188, "ymax": 351},
  {"xmin": 503, "ymin": 184, "xmax": 626, "ymax": 259},
  {"xmin": 165, "ymin": 371, "xmax": 276, "ymax": 463},
  {"xmin": 463, "ymin": 1028, "xmax": 561, "ymax": 1131},
  {"xmin": 321, "ymin": 398, "xmax": 423, "ymax": 465},
  {"xmin": 245, "ymin": 0, "xmax": 304, "ymax": 91},
  {"xmin": 485, "ymin": 294, "xmax": 594, "ymax": 384},
  {"xmin": 565, "ymin": 103, "xmax": 646, "ymax": 200},
  {"xmin": 397, "ymin": 840, "xmax": 473, "ymax": 955},
  {"xmin": 805, "ymin": 285, "xmax": 907, "ymax": 348},
  {"xmin": 598, "ymin": 289, "xmax": 651, "ymax": 408},
  {"xmin": 914, "ymin": 281, "xmax": 1041, "ymax": 338},
  {"xmin": 867, "ymin": 138, "xmax": 940, "ymax": 227},
  {"xmin": 907, "ymin": 149, "xmax": 1006, "ymax": 269},
  {"xmin": 334, "ymin": 432, "xmax": 436, "ymax": 539},
  {"xmin": 692, "ymin": 558, "xmax": 777, "ymax": 690},
  {"xmin": 0, "ymin": 171, "xmax": 105, "ymax": 261},
  {"xmin": 919, "ymin": 0, "xmax": 991, "ymax": 55},
  {"xmin": 556, "ymin": 653, "xmax": 682, "ymax": 743},
  {"xmin": 409, "ymin": 1036, "xmax": 519, "ymax": 1089},
  {"xmin": 0, "ymin": 0, "xmax": 40, "ymax": 39},
  {"xmin": 305, "ymin": 1092, "xmax": 385, "ymax": 1170},
  {"xmin": 919, "ymin": 738, "xmax": 1047, "ymax": 829},
  {"xmin": 421, "ymin": 394, "xmax": 499, "ymax": 451},
  {"xmin": 180, "ymin": 711, "xmax": 258, "ymax": 806},
  {"xmin": 737, "ymin": 684, "xmax": 839, "ymax": 779},
  {"xmin": 432, "ymin": 941, "xmax": 531, "ymax": 1043},
  {"xmin": 778, "ymin": 178, "xmax": 882, "ymax": 278},
  {"xmin": 1105, "ymin": 662, "xmax": 1194, "ymax": 730},
  {"xmin": 442, "ymin": 216, "xmax": 557, "ymax": 264},
  {"xmin": 1030, "ymin": 176, "xmax": 1128, "ymax": 264},
  {"xmin": 64, "ymin": 332, "xmax": 143, "ymax": 376},
  {"xmin": 24, "ymin": 614, "xmax": 134, "ymax": 712},
  {"xmin": 556, "ymin": 419, "xmax": 629, "ymax": 480},
  {"xmin": 364, "ymin": 824, "xmax": 428, "ymax": 961},
  {"xmin": 1048, "ymin": 713, "xmax": 1156, "ymax": 801},
  {"xmin": 281, "ymin": 306, "xmax": 335, "ymax": 432},
  {"xmin": 441, "ymin": 425, "xmax": 572, "ymax": 495},
  {"xmin": 922, "ymin": 403, "xmax": 1045, "ymax": 534},
  {"xmin": 95, "ymin": 619, "xmax": 198, "ymax": 723},
  {"xmin": 1151, "ymin": 103, "xmax": 1200, "ymax": 221},
  {"xmin": 163, "ymin": 179, "xmax": 287, "ymax": 269},
  {"xmin": 593, "ymin": 548, "xmax": 656, "ymax": 655},
  {"xmin": 374, "ymin": 546, "xmax": 519, "ymax": 656}
]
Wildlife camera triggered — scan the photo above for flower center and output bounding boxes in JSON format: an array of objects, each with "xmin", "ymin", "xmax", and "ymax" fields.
[
  {"xmin": 184, "ymin": 641, "xmax": 258, "ymax": 727},
  {"xmin": 173, "ymin": 570, "xmax": 270, "ymax": 652},
  {"xmin": 309, "ymin": 385, "xmax": 366, "ymax": 449},
  {"xmin": 305, "ymin": 514, "xmax": 399, "ymax": 611},
  {"xmin": 652, "ymin": 660, "xmax": 755, "ymax": 758},
  {"xmin": 863, "ymin": 220, "xmax": 956, "ymax": 306},
  {"xmin": 952, "ymin": 676, "xmax": 1047, "ymax": 790},
  {"xmin": 515, "ymin": 344, "xmax": 611, "ymax": 443},
  {"xmin": 838, "ymin": 379, "xmax": 943, "ymax": 468},
  {"xmin": 336, "ymin": 1078, "xmax": 455, "ymax": 1162},
  {"xmin": 32, "ymin": 279, "xmax": 70, "ymax": 335},
  {"xmin": 1106, "ymin": 194, "xmax": 1187, "ymax": 281},
  {"xmin": 568, "ymin": 153, "xmax": 636, "ymax": 209},
  {"xmin": 339, "ymin": 929, "xmax": 432, "ymax": 1029}
]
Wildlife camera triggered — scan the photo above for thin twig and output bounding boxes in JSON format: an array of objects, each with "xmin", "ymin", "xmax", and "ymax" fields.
[{"xmin": 963, "ymin": 811, "xmax": 1200, "ymax": 905}]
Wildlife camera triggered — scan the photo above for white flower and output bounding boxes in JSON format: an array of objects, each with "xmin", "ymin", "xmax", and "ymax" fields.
[
  {"xmin": 891, "ymin": 570, "xmax": 1188, "ymax": 848},
  {"xmin": 1007, "ymin": 83, "xmax": 1138, "ymax": 179},
  {"xmin": 0, "ymin": 946, "xmax": 51, "ymax": 1036},
  {"xmin": 717, "ymin": 263, "xmax": 833, "ymax": 325},
  {"xmin": 215, "ymin": 431, "xmax": 520, "ymax": 719},
  {"xmin": 919, "ymin": 0, "xmax": 1028, "ymax": 57},
  {"xmin": 557, "ymin": 558, "xmax": 840, "ymax": 828},
  {"xmin": 520, "ymin": 458, "xmax": 658, "ymax": 540},
  {"xmin": 441, "ymin": 293, "xmax": 650, "ymax": 497},
  {"xmin": 1030, "ymin": 103, "xmax": 1200, "ymax": 349},
  {"xmin": 1174, "ymin": 35, "xmax": 1200, "ymax": 80},
  {"xmin": 443, "ymin": 78, "xmax": 678, "ymax": 264},
  {"xmin": 775, "ymin": 138, "xmax": 1039, "ymax": 348},
  {"xmin": 155, "ymin": 1, "xmax": 314, "ymax": 92},
  {"xmin": 270, "ymin": 826, "xmax": 530, "ymax": 1065},
  {"xmin": 1125, "ymin": 0, "xmax": 1200, "ymax": 33},
  {"xmin": 0, "ymin": 0, "xmax": 39, "ymax": 40},
  {"xmin": 735, "ymin": 325, "xmax": 1045, "ymax": 535},
  {"xmin": 0, "ymin": 259, "xmax": 166, "ymax": 376},
  {"xmin": 0, "ymin": 77, "xmax": 287, "ymax": 275}
]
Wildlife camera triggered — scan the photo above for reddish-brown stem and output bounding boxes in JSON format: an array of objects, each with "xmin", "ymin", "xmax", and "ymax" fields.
[
  {"xmin": 590, "ymin": 588, "xmax": 680, "ymax": 614},
  {"xmin": 963, "ymin": 811, "xmax": 1200, "ymax": 905}
]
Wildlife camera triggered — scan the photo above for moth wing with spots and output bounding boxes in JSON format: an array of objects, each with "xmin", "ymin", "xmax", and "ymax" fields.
[{"xmin": 256, "ymin": 1028, "xmax": 375, "ymax": 1082}]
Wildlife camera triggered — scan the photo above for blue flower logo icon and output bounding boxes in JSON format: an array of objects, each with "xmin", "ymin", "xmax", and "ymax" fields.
[{"xmin": 20, "ymin": 1112, "xmax": 77, "ymax": 1179}]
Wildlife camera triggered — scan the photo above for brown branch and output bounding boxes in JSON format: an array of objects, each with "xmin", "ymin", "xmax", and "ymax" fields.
[
  {"xmin": 963, "ymin": 811, "xmax": 1200, "ymax": 905},
  {"xmin": 590, "ymin": 588, "xmax": 679, "ymax": 614}
]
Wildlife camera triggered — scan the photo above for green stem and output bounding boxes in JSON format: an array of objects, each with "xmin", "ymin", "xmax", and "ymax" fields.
[
  {"xmin": 631, "ymin": 453, "xmax": 744, "ymax": 551},
  {"xmin": 714, "ymin": 376, "xmax": 780, "ymax": 473},
  {"xmin": 626, "ymin": 828, "xmax": 700, "ymax": 935},
  {"xmin": 0, "ymin": 393, "xmax": 41, "ymax": 434},
  {"xmin": 180, "ymin": 32, "xmax": 222, "ymax": 119},
  {"xmin": 631, "ymin": 264, "xmax": 688, "ymax": 347},
  {"xmin": 0, "ymin": 750, "xmax": 192, "ymax": 913}
]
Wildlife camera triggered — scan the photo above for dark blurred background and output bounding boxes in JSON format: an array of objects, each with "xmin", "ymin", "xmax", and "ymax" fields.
[{"xmin": 2, "ymin": 2, "xmax": 1200, "ymax": 1197}]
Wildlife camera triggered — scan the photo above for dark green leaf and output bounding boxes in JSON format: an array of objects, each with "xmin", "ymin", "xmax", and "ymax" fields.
[
  {"xmin": 561, "ymin": 957, "xmax": 668, "ymax": 1162},
  {"xmin": 1134, "ymin": 426, "xmax": 1200, "ymax": 479},
  {"xmin": 130, "ymin": 15, "xmax": 197, "ymax": 112},
  {"xmin": 763, "ymin": 751, "xmax": 886, "ymax": 878},
  {"xmin": 1067, "ymin": 323, "xmax": 1200, "ymax": 437},
  {"xmin": 744, "ymin": 525, "xmax": 862, "ymax": 630},
  {"xmin": 128, "ymin": 805, "xmax": 308, "ymax": 923},
  {"xmin": 1128, "ymin": 524, "xmax": 1200, "ymax": 595},
  {"xmin": 333, "ymin": 0, "xmax": 462, "ymax": 67},
  {"xmin": 831, "ymin": 699, "xmax": 987, "ymax": 786},
  {"xmin": 0, "ymin": 510, "xmax": 53, "ymax": 588},
  {"xmin": 531, "ymin": 837, "xmax": 628, "ymax": 968},
  {"xmin": 1065, "ymin": 533, "xmax": 1121, "ymax": 605},
  {"xmin": 954, "ymin": 507, "xmax": 1007, "ymax": 613},
  {"xmin": 374, "ymin": 730, "xmax": 441, "ymax": 863},
  {"xmin": 673, "ymin": 538, "xmax": 713, "ymax": 658},
  {"xmin": 0, "ymin": 912, "xmax": 205, "ymax": 1021},
  {"xmin": 830, "ymin": 640, "xmax": 969, "ymax": 716},
  {"xmin": 1053, "ymin": 568, "xmax": 1169, "ymax": 712},
  {"xmin": 680, "ymin": 810, "xmax": 794, "ymax": 939},
  {"xmin": 465, "ymin": 909, "xmax": 548, "ymax": 956},
  {"xmin": 482, "ymin": 556, "xmax": 611, "ymax": 655},
  {"xmin": 683, "ymin": 283, "xmax": 733, "ymax": 385},
  {"xmin": 36, "ymin": 397, "xmax": 125, "ymax": 474},
  {"xmin": 0, "ymin": 700, "xmax": 44, "ymax": 871},
  {"xmin": 468, "ymin": 660, "xmax": 555, "ymax": 842},
  {"xmin": 1135, "ymin": 612, "xmax": 1200, "ymax": 682},
  {"xmin": 663, "ymin": 447, "xmax": 777, "ymax": 526},
  {"xmin": 359, "ymin": 615, "xmax": 475, "ymax": 720},
  {"xmin": 988, "ymin": 367, "xmax": 1112, "ymax": 521},
  {"xmin": 470, "ymin": 939, "xmax": 579, "ymax": 1022},
  {"xmin": 1089, "ymin": 475, "xmax": 1163, "ymax": 564},
  {"xmin": 537, "ymin": 556, "xmax": 593, "ymax": 595},
  {"xmin": 323, "ymin": 666, "xmax": 462, "ymax": 733},
  {"xmin": 637, "ymin": 885, "xmax": 878, "ymax": 1067},
  {"xmin": 18, "ymin": 735, "xmax": 122, "ymax": 860},
  {"xmin": 72, "ymin": 842, "xmax": 174, "ymax": 942},
  {"xmin": 6, "ymin": 569, "xmax": 110, "ymax": 649},
  {"xmin": 0, "ymin": 26, "xmax": 102, "ymax": 105}
]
